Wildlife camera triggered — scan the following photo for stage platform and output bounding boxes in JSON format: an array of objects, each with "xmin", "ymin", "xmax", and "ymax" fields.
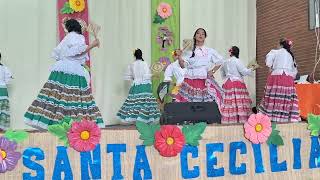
[{"xmin": 1, "ymin": 122, "xmax": 320, "ymax": 180}]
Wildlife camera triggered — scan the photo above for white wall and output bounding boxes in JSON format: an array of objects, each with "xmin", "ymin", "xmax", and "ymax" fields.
[{"xmin": 0, "ymin": 0, "xmax": 256, "ymax": 129}]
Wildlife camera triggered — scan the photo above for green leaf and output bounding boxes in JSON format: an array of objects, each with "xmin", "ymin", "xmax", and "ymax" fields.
[
  {"xmin": 60, "ymin": 116, "xmax": 72, "ymax": 124},
  {"xmin": 267, "ymin": 123, "xmax": 284, "ymax": 146},
  {"xmin": 311, "ymin": 130, "xmax": 319, "ymax": 136},
  {"xmin": 48, "ymin": 124, "xmax": 69, "ymax": 146},
  {"xmin": 60, "ymin": 2, "xmax": 74, "ymax": 14},
  {"xmin": 267, "ymin": 134, "xmax": 284, "ymax": 146},
  {"xmin": 307, "ymin": 114, "xmax": 320, "ymax": 136},
  {"xmin": 153, "ymin": 14, "xmax": 165, "ymax": 24},
  {"xmin": 4, "ymin": 129, "xmax": 29, "ymax": 143},
  {"xmin": 136, "ymin": 121, "xmax": 160, "ymax": 146},
  {"xmin": 182, "ymin": 122, "xmax": 207, "ymax": 146}
]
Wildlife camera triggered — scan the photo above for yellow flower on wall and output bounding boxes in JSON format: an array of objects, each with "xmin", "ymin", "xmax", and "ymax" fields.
[{"xmin": 69, "ymin": 0, "xmax": 85, "ymax": 12}]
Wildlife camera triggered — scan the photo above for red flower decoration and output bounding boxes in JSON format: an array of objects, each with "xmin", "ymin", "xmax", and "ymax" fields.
[
  {"xmin": 154, "ymin": 125, "xmax": 185, "ymax": 157},
  {"xmin": 67, "ymin": 119, "xmax": 101, "ymax": 152}
]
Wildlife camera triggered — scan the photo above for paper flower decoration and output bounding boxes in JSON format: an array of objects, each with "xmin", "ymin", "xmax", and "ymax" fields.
[
  {"xmin": 154, "ymin": 125, "xmax": 185, "ymax": 157},
  {"xmin": 156, "ymin": 26, "xmax": 173, "ymax": 51},
  {"xmin": 48, "ymin": 117, "xmax": 101, "ymax": 152},
  {"xmin": 136, "ymin": 122, "xmax": 206, "ymax": 158},
  {"xmin": 60, "ymin": 0, "xmax": 85, "ymax": 14},
  {"xmin": 69, "ymin": 0, "xmax": 86, "ymax": 12},
  {"xmin": 67, "ymin": 119, "xmax": 101, "ymax": 152},
  {"xmin": 0, "ymin": 137, "xmax": 21, "ymax": 173},
  {"xmin": 153, "ymin": 3, "xmax": 173, "ymax": 24},
  {"xmin": 158, "ymin": 57, "xmax": 171, "ymax": 70},
  {"xmin": 244, "ymin": 113, "xmax": 272, "ymax": 144},
  {"xmin": 151, "ymin": 62, "xmax": 164, "ymax": 78},
  {"xmin": 307, "ymin": 114, "xmax": 320, "ymax": 136},
  {"xmin": 157, "ymin": 2, "xmax": 172, "ymax": 19}
]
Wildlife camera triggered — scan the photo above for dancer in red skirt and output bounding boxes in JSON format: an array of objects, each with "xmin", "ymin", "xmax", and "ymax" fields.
[
  {"xmin": 175, "ymin": 28, "xmax": 224, "ymax": 109},
  {"xmin": 220, "ymin": 46, "xmax": 256, "ymax": 123},
  {"xmin": 259, "ymin": 38, "xmax": 300, "ymax": 122}
]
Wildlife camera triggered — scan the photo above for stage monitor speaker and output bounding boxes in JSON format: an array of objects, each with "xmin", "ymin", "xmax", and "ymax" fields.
[{"xmin": 161, "ymin": 102, "xmax": 221, "ymax": 125}]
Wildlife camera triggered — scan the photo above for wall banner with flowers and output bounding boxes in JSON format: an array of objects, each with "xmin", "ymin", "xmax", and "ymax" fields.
[
  {"xmin": 57, "ymin": 0, "xmax": 92, "ymax": 80},
  {"xmin": 151, "ymin": 0, "xmax": 180, "ymax": 97}
]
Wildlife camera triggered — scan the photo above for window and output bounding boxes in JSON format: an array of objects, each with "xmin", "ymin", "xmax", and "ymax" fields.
[{"xmin": 309, "ymin": 0, "xmax": 320, "ymax": 30}]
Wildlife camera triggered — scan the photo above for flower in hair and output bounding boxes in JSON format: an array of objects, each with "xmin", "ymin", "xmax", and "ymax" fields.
[{"xmin": 228, "ymin": 48, "xmax": 233, "ymax": 56}]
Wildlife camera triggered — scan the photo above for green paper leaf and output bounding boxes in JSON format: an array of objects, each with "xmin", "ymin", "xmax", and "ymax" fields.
[
  {"xmin": 48, "ymin": 123, "xmax": 70, "ymax": 146},
  {"xmin": 267, "ymin": 123, "xmax": 284, "ymax": 146},
  {"xmin": 153, "ymin": 14, "xmax": 165, "ymax": 24},
  {"xmin": 136, "ymin": 121, "xmax": 160, "ymax": 146},
  {"xmin": 4, "ymin": 129, "xmax": 29, "ymax": 143},
  {"xmin": 307, "ymin": 114, "xmax": 320, "ymax": 136},
  {"xmin": 60, "ymin": 2, "xmax": 74, "ymax": 14},
  {"xmin": 311, "ymin": 130, "xmax": 319, "ymax": 136},
  {"xmin": 182, "ymin": 122, "xmax": 207, "ymax": 146},
  {"xmin": 267, "ymin": 134, "xmax": 284, "ymax": 146}
]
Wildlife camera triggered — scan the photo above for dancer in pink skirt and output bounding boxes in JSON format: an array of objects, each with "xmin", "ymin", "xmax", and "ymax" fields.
[
  {"xmin": 175, "ymin": 28, "xmax": 224, "ymax": 109},
  {"xmin": 220, "ymin": 46, "xmax": 256, "ymax": 123},
  {"xmin": 259, "ymin": 38, "xmax": 300, "ymax": 122}
]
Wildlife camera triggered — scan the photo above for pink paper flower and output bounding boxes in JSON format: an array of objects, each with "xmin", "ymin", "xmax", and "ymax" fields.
[
  {"xmin": 244, "ymin": 113, "xmax": 272, "ymax": 144},
  {"xmin": 67, "ymin": 119, "xmax": 101, "ymax": 152},
  {"xmin": 157, "ymin": 3, "xmax": 172, "ymax": 19}
]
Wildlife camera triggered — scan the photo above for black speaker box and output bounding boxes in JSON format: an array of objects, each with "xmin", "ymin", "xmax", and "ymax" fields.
[{"xmin": 161, "ymin": 102, "xmax": 221, "ymax": 125}]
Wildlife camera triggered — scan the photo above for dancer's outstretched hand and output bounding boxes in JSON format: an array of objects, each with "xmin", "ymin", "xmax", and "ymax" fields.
[{"xmin": 92, "ymin": 39, "xmax": 100, "ymax": 48}]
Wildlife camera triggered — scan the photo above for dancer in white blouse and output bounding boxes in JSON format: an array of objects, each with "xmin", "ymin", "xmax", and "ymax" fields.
[
  {"xmin": 220, "ymin": 46, "xmax": 256, "ymax": 123},
  {"xmin": 175, "ymin": 28, "xmax": 224, "ymax": 109},
  {"xmin": 259, "ymin": 38, "xmax": 300, "ymax": 122},
  {"xmin": 164, "ymin": 49, "xmax": 187, "ymax": 96},
  {"xmin": 117, "ymin": 49, "xmax": 161, "ymax": 123},
  {"xmin": 24, "ymin": 19, "xmax": 104, "ymax": 130},
  {"xmin": 0, "ymin": 53, "xmax": 13, "ymax": 130}
]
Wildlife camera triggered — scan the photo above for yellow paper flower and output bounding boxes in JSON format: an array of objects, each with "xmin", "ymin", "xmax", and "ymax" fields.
[
  {"xmin": 69, "ymin": 0, "xmax": 85, "ymax": 12},
  {"xmin": 171, "ymin": 85, "xmax": 181, "ymax": 95}
]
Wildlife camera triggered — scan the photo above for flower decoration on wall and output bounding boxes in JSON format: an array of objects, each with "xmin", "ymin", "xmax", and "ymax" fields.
[
  {"xmin": 61, "ymin": 0, "xmax": 86, "ymax": 14},
  {"xmin": 69, "ymin": 0, "xmax": 85, "ymax": 12},
  {"xmin": 158, "ymin": 57, "xmax": 171, "ymax": 70},
  {"xmin": 136, "ymin": 121, "xmax": 206, "ymax": 157},
  {"xmin": 244, "ymin": 113, "xmax": 272, "ymax": 144},
  {"xmin": 0, "ymin": 129, "xmax": 29, "ymax": 173},
  {"xmin": 48, "ymin": 117, "xmax": 101, "ymax": 152},
  {"xmin": 151, "ymin": 62, "xmax": 164, "ymax": 79},
  {"xmin": 156, "ymin": 26, "xmax": 173, "ymax": 51},
  {"xmin": 153, "ymin": 2, "xmax": 173, "ymax": 24}
]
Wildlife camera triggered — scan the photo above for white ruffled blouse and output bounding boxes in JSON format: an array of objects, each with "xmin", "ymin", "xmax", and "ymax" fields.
[
  {"xmin": 220, "ymin": 56, "xmax": 253, "ymax": 83},
  {"xmin": 182, "ymin": 46, "xmax": 224, "ymax": 79},
  {"xmin": 164, "ymin": 60, "xmax": 186, "ymax": 85},
  {"xmin": 50, "ymin": 32, "xmax": 89, "ymax": 77},
  {"xmin": 0, "ymin": 65, "xmax": 12, "ymax": 87},
  {"xmin": 124, "ymin": 60, "xmax": 152, "ymax": 85},
  {"xmin": 266, "ymin": 48, "xmax": 298, "ymax": 78}
]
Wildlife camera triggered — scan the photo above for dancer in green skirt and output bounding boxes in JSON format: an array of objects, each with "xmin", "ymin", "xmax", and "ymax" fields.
[
  {"xmin": 117, "ymin": 49, "xmax": 161, "ymax": 124},
  {"xmin": 24, "ymin": 19, "xmax": 104, "ymax": 130},
  {"xmin": 0, "ymin": 53, "xmax": 13, "ymax": 130}
]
